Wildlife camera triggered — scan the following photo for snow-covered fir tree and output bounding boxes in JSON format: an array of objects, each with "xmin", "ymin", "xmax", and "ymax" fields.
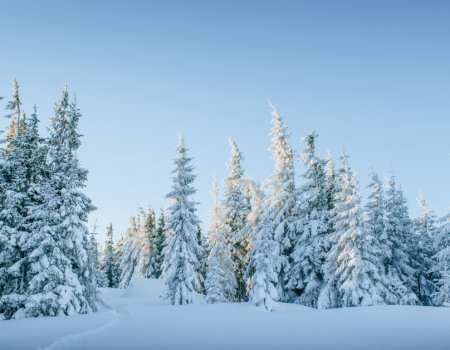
[
  {"xmin": 431, "ymin": 213, "xmax": 450, "ymax": 306},
  {"xmin": 262, "ymin": 104, "xmax": 297, "ymax": 302},
  {"xmin": 222, "ymin": 139, "xmax": 250, "ymax": 301},
  {"xmin": 148, "ymin": 209, "xmax": 166, "ymax": 279},
  {"xmin": 362, "ymin": 169, "xmax": 402, "ymax": 304},
  {"xmin": 162, "ymin": 134, "xmax": 203, "ymax": 305},
  {"xmin": 205, "ymin": 180, "xmax": 237, "ymax": 303},
  {"xmin": 141, "ymin": 208, "xmax": 156, "ymax": 278},
  {"xmin": 246, "ymin": 214, "xmax": 281, "ymax": 311},
  {"xmin": 101, "ymin": 223, "xmax": 119, "ymax": 288},
  {"xmin": 383, "ymin": 175, "xmax": 417, "ymax": 305},
  {"xmin": 412, "ymin": 195, "xmax": 438, "ymax": 305},
  {"xmin": 323, "ymin": 153, "xmax": 390, "ymax": 307},
  {"xmin": 0, "ymin": 89, "xmax": 40, "ymax": 318},
  {"xmin": 289, "ymin": 132, "xmax": 331, "ymax": 307},
  {"xmin": 42, "ymin": 88, "xmax": 97, "ymax": 315}
]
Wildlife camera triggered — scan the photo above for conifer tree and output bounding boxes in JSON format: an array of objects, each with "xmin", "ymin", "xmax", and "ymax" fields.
[
  {"xmin": 0, "ymin": 91, "xmax": 39, "ymax": 317},
  {"xmin": 383, "ymin": 175, "xmax": 417, "ymax": 305},
  {"xmin": 261, "ymin": 105, "xmax": 296, "ymax": 301},
  {"xmin": 205, "ymin": 180, "xmax": 237, "ymax": 303},
  {"xmin": 149, "ymin": 209, "xmax": 166, "ymax": 279},
  {"xmin": 289, "ymin": 132, "xmax": 331, "ymax": 307},
  {"xmin": 101, "ymin": 223, "xmax": 119, "ymax": 288},
  {"xmin": 412, "ymin": 195, "xmax": 438, "ymax": 305},
  {"xmin": 222, "ymin": 139, "xmax": 250, "ymax": 301},
  {"xmin": 38, "ymin": 87, "xmax": 97, "ymax": 315},
  {"xmin": 162, "ymin": 134, "xmax": 203, "ymax": 305},
  {"xmin": 141, "ymin": 208, "xmax": 156, "ymax": 278},
  {"xmin": 431, "ymin": 213, "xmax": 450, "ymax": 306},
  {"xmin": 324, "ymin": 153, "xmax": 390, "ymax": 307},
  {"xmin": 246, "ymin": 215, "xmax": 281, "ymax": 311}
]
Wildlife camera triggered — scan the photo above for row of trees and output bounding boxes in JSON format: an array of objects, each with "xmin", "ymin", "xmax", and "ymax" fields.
[
  {"xmin": 0, "ymin": 80, "xmax": 97, "ymax": 319},
  {"xmin": 156, "ymin": 106, "xmax": 449, "ymax": 310},
  {"xmin": 107, "ymin": 104, "xmax": 448, "ymax": 311}
]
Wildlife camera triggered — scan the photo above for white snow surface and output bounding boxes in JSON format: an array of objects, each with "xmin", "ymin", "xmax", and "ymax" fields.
[{"xmin": 1, "ymin": 277, "xmax": 449, "ymax": 350}]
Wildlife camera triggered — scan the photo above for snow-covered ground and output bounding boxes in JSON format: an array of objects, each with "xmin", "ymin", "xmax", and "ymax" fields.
[{"xmin": 1, "ymin": 278, "xmax": 449, "ymax": 350}]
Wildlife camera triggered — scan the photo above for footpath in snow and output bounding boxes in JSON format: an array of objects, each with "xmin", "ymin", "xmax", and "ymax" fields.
[{"xmin": 0, "ymin": 277, "xmax": 449, "ymax": 350}]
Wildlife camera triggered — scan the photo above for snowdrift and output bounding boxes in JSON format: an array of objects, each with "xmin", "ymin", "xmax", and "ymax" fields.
[{"xmin": 0, "ymin": 277, "xmax": 449, "ymax": 350}]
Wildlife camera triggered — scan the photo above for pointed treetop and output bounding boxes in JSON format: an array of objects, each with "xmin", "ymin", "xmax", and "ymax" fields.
[{"xmin": 227, "ymin": 138, "xmax": 244, "ymax": 179}]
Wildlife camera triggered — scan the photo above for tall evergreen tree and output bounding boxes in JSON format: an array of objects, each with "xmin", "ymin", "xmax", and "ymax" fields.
[
  {"xmin": 261, "ymin": 104, "xmax": 296, "ymax": 302},
  {"xmin": 0, "ymin": 90, "xmax": 39, "ymax": 317},
  {"xmin": 289, "ymin": 132, "xmax": 331, "ymax": 307},
  {"xmin": 205, "ymin": 180, "xmax": 237, "ymax": 303},
  {"xmin": 323, "ymin": 153, "xmax": 390, "ymax": 307},
  {"xmin": 431, "ymin": 213, "xmax": 450, "ymax": 306},
  {"xmin": 162, "ymin": 134, "xmax": 203, "ymax": 305},
  {"xmin": 412, "ymin": 195, "xmax": 438, "ymax": 305},
  {"xmin": 383, "ymin": 175, "xmax": 417, "ymax": 305},
  {"xmin": 222, "ymin": 139, "xmax": 250, "ymax": 301}
]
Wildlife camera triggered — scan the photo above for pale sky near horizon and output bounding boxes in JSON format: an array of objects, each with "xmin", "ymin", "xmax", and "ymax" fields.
[{"xmin": 1, "ymin": 0, "xmax": 449, "ymax": 242}]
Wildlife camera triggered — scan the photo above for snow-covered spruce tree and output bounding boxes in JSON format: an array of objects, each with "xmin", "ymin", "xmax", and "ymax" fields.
[
  {"xmin": 383, "ymin": 175, "xmax": 417, "ymax": 305},
  {"xmin": 101, "ymin": 223, "xmax": 119, "ymax": 288},
  {"xmin": 148, "ymin": 208, "xmax": 166, "ymax": 278},
  {"xmin": 88, "ymin": 223, "xmax": 101, "ymax": 293},
  {"xmin": 431, "ymin": 213, "xmax": 450, "ymax": 306},
  {"xmin": 0, "ymin": 89, "xmax": 41, "ymax": 318},
  {"xmin": 384, "ymin": 175, "xmax": 417, "ymax": 305},
  {"xmin": 289, "ymin": 132, "xmax": 331, "ymax": 307},
  {"xmin": 162, "ymin": 134, "xmax": 203, "ymax": 305},
  {"xmin": 222, "ymin": 139, "xmax": 250, "ymax": 301},
  {"xmin": 205, "ymin": 180, "xmax": 237, "ymax": 303},
  {"xmin": 318, "ymin": 153, "xmax": 341, "ymax": 309},
  {"xmin": 141, "ymin": 208, "xmax": 156, "ymax": 278},
  {"xmin": 325, "ymin": 153, "xmax": 391, "ymax": 307},
  {"xmin": 38, "ymin": 88, "xmax": 97, "ymax": 315},
  {"xmin": 261, "ymin": 104, "xmax": 296, "ymax": 302},
  {"xmin": 362, "ymin": 169, "xmax": 401, "ymax": 304},
  {"xmin": 246, "ymin": 214, "xmax": 281, "ymax": 311},
  {"xmin": 411, "ymin": 195, "xmax": 438, "ymax": 305}
]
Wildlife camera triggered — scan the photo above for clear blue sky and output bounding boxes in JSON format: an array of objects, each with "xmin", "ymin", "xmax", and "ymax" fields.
[{"xmin": 1, "ymin": 0, "xmax": 449, "ymax": 242}]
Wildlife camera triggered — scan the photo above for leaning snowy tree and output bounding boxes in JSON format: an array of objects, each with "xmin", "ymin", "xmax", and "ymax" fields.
[
  {"xmin": 205, "ymin": 180, "xmax": 237, "ymax": 303},
  {"xmin": 222, "ymin": 139, "xmax": 250, "ymax": 302},
  {"xmin": 162, "ymin": 134, "xmax": 203, "ymax": 305}
]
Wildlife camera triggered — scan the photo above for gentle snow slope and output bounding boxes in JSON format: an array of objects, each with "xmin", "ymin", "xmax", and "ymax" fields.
[{"xmin": 0, "ymin": 277, "xmax": 449, "ymax": 350}]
